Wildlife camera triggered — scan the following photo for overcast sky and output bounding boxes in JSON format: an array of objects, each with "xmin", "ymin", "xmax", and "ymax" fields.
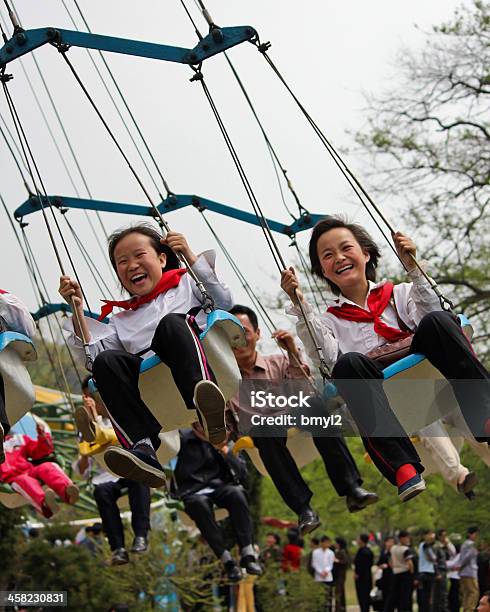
[{"xmin": 0, "ymin": 0, "xmax": 467, "ymax": 339}]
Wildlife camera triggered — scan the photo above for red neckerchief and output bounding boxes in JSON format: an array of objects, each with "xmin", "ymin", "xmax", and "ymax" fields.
[
  {"xmin": 327, "ymin": 281, "xmax": 411, "ymax": 342},
  {"xmin": 98, "ymin": 268, "xmax": 187, "ymax": 321},
  {"xmin": 0, "ymin": 289, "xmax": 8, "ymax": 294}
]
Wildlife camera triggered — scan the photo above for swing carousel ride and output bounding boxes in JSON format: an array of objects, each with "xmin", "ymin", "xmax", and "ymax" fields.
[{"xmin": 0, "ymin": 0, "xmax": 483, "ymax": 523}]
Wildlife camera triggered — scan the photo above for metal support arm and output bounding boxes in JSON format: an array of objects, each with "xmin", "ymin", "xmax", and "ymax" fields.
[
  {"xmin": 0, "ymin": 25, "xmax": 257, "ymax": 68},
  {"xmin": 15, "ymin": 194, "xmax": 324, "ymax": 236}
]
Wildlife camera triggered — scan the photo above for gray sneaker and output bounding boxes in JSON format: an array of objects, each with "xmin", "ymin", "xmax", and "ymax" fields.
[
  {"xmin": 104, "ymin": 444, "xmax": 167, "ymax": 488},
  {"xmin": 193, "ymin": 380, "xmax": 227, "ymax": 446}
]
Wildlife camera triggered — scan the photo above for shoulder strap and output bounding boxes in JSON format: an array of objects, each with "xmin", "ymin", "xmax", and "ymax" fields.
[{"xmin": 390, "ymin": 296, "xmax": 414, "ymax": 334}]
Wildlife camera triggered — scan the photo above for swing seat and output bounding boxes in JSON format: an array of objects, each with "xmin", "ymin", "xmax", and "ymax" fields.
[
  {"xmin": 0, "ymin": 332, "xmax": 37, "ymax": 426},
  {"xmin": 324, "ymin": 315, "xmax": 473, "ymax": 435},
  {"xmin": 233, "ymin": 430, "xmax": 319, "ymax": 477},
  {"xmin": 91, "ymin": 310, "xmax": 245, "ymax": 434},
  {"xmin": 0, "ymin": 481, "xmax": 60, "ymax": 513},
  {"xmin": 168, "ymin": 497, "xmax": 230, "ymax": 529}
]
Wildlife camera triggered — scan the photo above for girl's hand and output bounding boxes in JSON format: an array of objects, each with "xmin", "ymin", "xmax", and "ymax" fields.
[
  {"xmin": 280, "ymin": 267, "xmax": 304, "ymax": 305},
  {"xmin": 162, "ymin": 232, "xmax": 197, "ymax": 266},
  {"xmin": 59, "ymin": 275, "xmax": 84, "ymax": 311},
  {"xmin": 392, "ymin": 231, "xmax": 417, "ymax": 271}
]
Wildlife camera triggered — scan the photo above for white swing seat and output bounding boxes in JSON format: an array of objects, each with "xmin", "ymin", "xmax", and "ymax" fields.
[
  {"xmin": 240, "ymin": 429, "xmax": 320, "ymax": 477},
  {"xmin": 325, "ymin": 315, "xmax": 473, "ymax": 436},
  {"xmin": 0, "ymin": 332, "xmax": 37, "ymax": 426},
  {"xmin": 0, "ymin": 482, "xmax": 60, "ymax": 514},
  {"xmin": 91, "ymin": 310, "xmax": 245, "ymax": 437}
]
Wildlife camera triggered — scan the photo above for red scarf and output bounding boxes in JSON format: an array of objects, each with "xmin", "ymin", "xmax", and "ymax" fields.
[
  {"xmin": 98, "ymin": 268, "xmax": 187, "ymax": 320},
  {"xmin": 327, "ymin": 282, "xmax": 411, "ymax": 342}
]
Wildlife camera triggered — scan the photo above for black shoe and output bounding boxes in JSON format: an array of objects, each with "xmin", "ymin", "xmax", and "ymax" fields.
[
  {"xmin": 193, "ymin": 380, "xmax": 227, "ymax": 446},
  {"xmin": 457, "ymin": 471, "xmax": 478, "ymax": 495},
  {"xmin": 346, "ymin": 486, "xmax": 379, "ymax": 513},
  {"xmin": 104, "ymin": 444, "xmax": 167, "ymax": 488},
  {"xmin": 224, "ymin": 560, "xmax": 242, "ymax": 582},
  {"xmin": 240, "ymin": 555, "xmax": 263, "ymax": 576},
  {"xmin": 111, "ymin": 548, "xmax": 129, "ymax": 566},
  {"xmin": 298, "ymin": 507, "xmax": 321, "ymax": 535},
  {"xmin": 131, "ymin": 536, "xmax": 149, "ymax": 554}
]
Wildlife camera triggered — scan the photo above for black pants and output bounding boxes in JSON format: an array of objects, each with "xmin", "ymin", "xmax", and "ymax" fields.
[
  {"xmin": 92, "ymin": 312, "xmax": 216, "ymax": 449},
  {"xmin": 183, "ymin": 484, "xmax": 253, "ymax": 559},
  {"xmin": 384, "ymin": 572, "xmax": 413, "ymax": 612},
  {"xmin": 0, "ymin": 373, "xmax": 10, "ymax": 434},
  {"xmin": 253, "ymin": 428, "xmax": 361, "ymax": 514},
  {"xmin": 448, "ymin": 578, "xmax": 459, "ymax": 612},
  {"xmin": 93, "ymin": 478, "xmax": 151, "ymax": 551},
  {"xmin": 418, "ymin": 572, "xmax": 435, "ymax": 612},
  {"xmin": 356, "ymin": 576, "xmax": 372, "ymax": 612},
  {"xmin": 333, "ymin": 311, "xmax": 490, "ymax": 485}
]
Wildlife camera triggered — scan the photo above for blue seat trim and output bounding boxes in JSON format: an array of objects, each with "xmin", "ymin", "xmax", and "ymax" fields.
[
  {"xmin": 0, "ymin": 331, "xmax": 34, "ymax": 352},
  {"xmin": 199, "ymin": 310, "xmax": 243, "ymax": 341},
  {"xmin": 140, "ymin": 354, "xmax": 162, "ymax": 373},
  {"xmin": 382, "ymin": 353, "xmax": 426, "ymax": 379}
]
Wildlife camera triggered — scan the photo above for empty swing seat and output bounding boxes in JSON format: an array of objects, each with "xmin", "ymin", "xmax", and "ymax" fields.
[
  {"xmin": 0, "ymin": 332, "xmax": 37, "ymax": 427},
  {"xmin": 90, "ymin": 310, "xmax": 245, "ymax": 444}
]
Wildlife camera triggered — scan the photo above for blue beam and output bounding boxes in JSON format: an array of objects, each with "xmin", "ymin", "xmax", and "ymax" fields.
[
  {"xmin": 15, "ymin": 194, "xmax": 323, "ymax": 235},
  {"xmin": 32, "ymin": 302, "xmax": 107, "ymax": 323},
  {"xmin": 0, "ymin": 26, "xmax": 257, "ymax": 67}
]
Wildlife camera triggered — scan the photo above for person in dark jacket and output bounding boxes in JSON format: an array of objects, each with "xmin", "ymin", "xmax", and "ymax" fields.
[
  {"xmin": 172, "ymin": 425, "xmax": 262, "ymax": 582},
  {"xmin": 355, "ymin": 533, "xmax": 374, "ymax": 612}
]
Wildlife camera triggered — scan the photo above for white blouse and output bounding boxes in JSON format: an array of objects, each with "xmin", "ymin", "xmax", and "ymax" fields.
[
  {"xmin": 0, "ymin": 291, "xmax": 36, "ymax": 338},
  {"xmin": 287, "ymin": 268, "xmax": 442, "ymax": 370},
  {"xmin": 63, "ymin": 250, "xmax": 233, "ymax": 360}
]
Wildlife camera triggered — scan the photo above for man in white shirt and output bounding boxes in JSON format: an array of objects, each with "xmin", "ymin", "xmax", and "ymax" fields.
[{"xmin": 311, "ymin": 535, "xmax": 335, "ymax": 611}]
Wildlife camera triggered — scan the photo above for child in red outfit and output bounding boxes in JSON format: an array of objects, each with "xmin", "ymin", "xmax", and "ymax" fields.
[{"xmin": 0, "ymin": 422, "xmax": 79, "ymax": 517}]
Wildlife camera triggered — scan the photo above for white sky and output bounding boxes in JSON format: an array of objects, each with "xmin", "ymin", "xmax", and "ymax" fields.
[{"xmin": 0, "ymin": 0, "xmax": 467, "ymax": 340}]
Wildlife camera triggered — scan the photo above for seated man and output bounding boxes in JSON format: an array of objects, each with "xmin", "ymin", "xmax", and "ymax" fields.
[
  {"xmin": 74, "ymin": 377, "xmax": 151, "ymax": 566},
  {"xmin": 172, "ymin": 425, "xmax": 262, "ymax": 582},
  {"xmin": 228, "ymin": 305, "xmax": 378, "ymax": 535},
  {"xmin": 0, "ymin": 420, "xmax": 79, "ymax": 517},
  {"xmin": 0, "ymin": 288, "xmax": 36, "ymax": 462}
]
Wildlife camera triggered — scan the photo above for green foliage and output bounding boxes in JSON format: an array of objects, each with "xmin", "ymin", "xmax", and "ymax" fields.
[
  {"xmin": 352, "ymin": 0, "xmax": 490, "ymax": 362},
  {"xmin": 255, "ymin": 563, "xmax": 326, "ymax": 611}
]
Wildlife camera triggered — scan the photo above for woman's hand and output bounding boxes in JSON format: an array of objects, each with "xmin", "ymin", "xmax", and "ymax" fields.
[
  {"xmin": 392, "ymin": 231, "xmax": 417, "ymax": 272},
  {"xmin": 280, "ymin": 267, "xmax": 304, "ymax": 305},
  {"xmin": 59, "ymin": 275, "xmax": 84, "ymax": 311},
  {"xmin": 162, "ymin": 232, "xmax": 197, "ymax": 266}
]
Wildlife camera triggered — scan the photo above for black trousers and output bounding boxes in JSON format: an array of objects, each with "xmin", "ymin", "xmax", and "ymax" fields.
[
  {"xmin": 0, "ymin": 373, "xmax": 10, "ymax": 433},
  {"xmin": 183, "ymin": 484, "xmax": 253, "ymax": 559},
  {"xmin": 333, "ymin": 311, "xmax": 490, "ymax": 484},
  {"xmin": 92, "ymin": 312, "xmax": 216, "ymax": 449},
  {"xmin": 356, "ymin": 576, "xmax": 372, "ymax": 612},
  {"xmin": 253, "ymin": 428, "xmax": 361, "ymax": 514},
  {"xmin": 93, "ymin": 478, "xmax": 151, "ymax": 551},
  {"xmin": 384, "ymin": 572, "xmax": 413, "ymax": 612},
  {"xmin": 417, "ymin": 572, "xmax": 435, "ymax": 612},
  {"xmin": 448, "ymin": 578, "xmax": 459, "ymax": 612}
]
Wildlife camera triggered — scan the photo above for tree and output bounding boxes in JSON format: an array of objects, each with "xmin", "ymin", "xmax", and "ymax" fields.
[{"xmin": 354, "ymin": 0, "xmax": 490, "ymax": 362}]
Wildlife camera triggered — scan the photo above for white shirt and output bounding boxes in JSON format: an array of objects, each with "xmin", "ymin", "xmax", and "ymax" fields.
[
  {"xmin": 312, "ymin": 547, "xmax": 335, "ymax": 582},
  {"xmin": 287, "ymin": 269, "xmax": 441, "ymax": 370},
  {"xmin": 63, "ymin": 251, "xmax": 233, "ymax": 360},
  {"xmin": 0, "ymin": 291, "xmax": 36, "ymax": 338}
]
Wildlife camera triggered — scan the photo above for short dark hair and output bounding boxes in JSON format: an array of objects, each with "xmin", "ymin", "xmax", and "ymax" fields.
[
  {"xmin": 108, "ymin": 223, "xmax": 180, "ymax": 288},
  {"xmin": 437, "ymin": 529, "xmax": 447, "ymax": 538},
  {"xmin": 398, "ymin": 530, "xmax": 410, "ymax": 539},
  {"xmin": 384, "ymin": 535, "xmax": 395, "ymax": 543},
  {"xmin": 359, "ymin": 533, "xmax": 370, "ymax": 544},
  {"xmin": 308, "ymin": 216, "xmax": 381, "ymax": 295},
  {"xmin": 229, "ymin": 304, "xmax": 259, "ymax": 331},
  {"xmin": 311, "ymin": 537, "xmax": 320, "ymax": 545},
  {"xmin": 335, "ymin": 537, "xmax": 347, "ymax": 549},
  {"xmin": 320, "ymin": 535, "xmax": 331, "ymax": 543},
  {"xmin": 467, "ymin": 526, "xmax": 479, "ymax": 535}
]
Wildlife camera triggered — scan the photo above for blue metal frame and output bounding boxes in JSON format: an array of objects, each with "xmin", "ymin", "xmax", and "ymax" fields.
[
  {"xmin": 15, "ymin": 193, "xmax": 325, "ymax": 236},
  {"xmin": 0, "ymin": 26, "xmax": 257, "ymax": 68},
  {"xmin": 32, "ymin": 302, "xmax": 108, "ymax": 323}
]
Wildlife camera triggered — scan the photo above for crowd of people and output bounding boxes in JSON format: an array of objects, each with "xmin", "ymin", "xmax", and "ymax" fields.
[{"xmin": 257, "ymin": 527, "xmax": 490, "ymax": 612}]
